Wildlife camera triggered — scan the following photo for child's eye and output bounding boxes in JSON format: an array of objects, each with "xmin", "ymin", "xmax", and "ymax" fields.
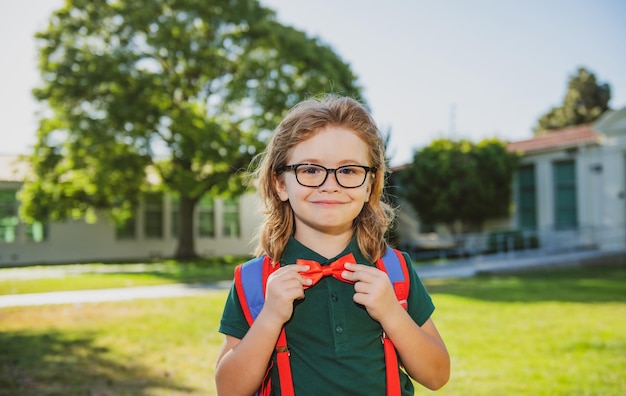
[
  {"xmin": 338, "ymin": 166, "xmax": 358, "ymax": 175},
  {"xmin": 299, "ymin": 165, "xmax": 323, "ymax": 174}
]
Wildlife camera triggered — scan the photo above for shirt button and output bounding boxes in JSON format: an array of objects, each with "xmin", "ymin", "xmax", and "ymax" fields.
[
  {"xmin": 331, "ymin": 294, "xmax": 338, "ymax": 302},
  {"xmin": 335, "ymin": 326, "xmax": 343, "ymax": 333}
]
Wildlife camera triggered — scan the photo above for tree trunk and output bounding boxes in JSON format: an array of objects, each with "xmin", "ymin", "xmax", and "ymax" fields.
[{"xmin": 174, "ymin": 196, "xmax": 198, "ymax": 260}]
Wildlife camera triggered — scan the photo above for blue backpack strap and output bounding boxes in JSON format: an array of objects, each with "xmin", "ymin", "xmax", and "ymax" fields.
[
  {"xmin": 376, "ymin": 246, "xmax": 410, "ymax": 309},
  {"xmin": 380, "ymin": 247, "xmax": 405, "ymax": 282},
  {"xmin": 234, "ymin": 256, "xmax": 270, "ymax": 325}
]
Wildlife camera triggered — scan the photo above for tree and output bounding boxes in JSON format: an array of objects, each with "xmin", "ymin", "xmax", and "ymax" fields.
[
  {"xmin": 534, "ymin": 67, "xmax": 611, "ymax": 133},
  {"xmin": 19, "ymin": 0, "xmax": 362, "ymax": 259},
  {"xmin": 397, "ymin": 138, "xmax": 519, "ymax": 234}
]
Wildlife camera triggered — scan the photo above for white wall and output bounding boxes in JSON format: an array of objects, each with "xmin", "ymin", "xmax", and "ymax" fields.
[
  {"xmin": 0, "ymin": 192, "xmax": 264, "ymax": 266},
  {"xmin": 509, "ymin": 112, "xmax": 626, "ymax": 252}
]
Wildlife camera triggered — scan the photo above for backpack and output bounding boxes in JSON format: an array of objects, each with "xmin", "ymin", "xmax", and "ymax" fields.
[{"xmin": 234, "ymin": 246, "xmax": 411, "ymax": 396}]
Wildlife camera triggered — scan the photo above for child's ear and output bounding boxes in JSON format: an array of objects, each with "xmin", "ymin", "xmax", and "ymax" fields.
[{"xmin": 274, "ymin": 174, "xmax": 289, "ymax": 201}]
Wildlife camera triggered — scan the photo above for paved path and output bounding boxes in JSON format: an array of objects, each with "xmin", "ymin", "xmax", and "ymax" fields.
[
  {"xmin": 414, "ymin": 248, "xmax": 615, "ymax": 279},
  {"xmin": 0, "ymin": 249, "xmax": 620, "ymax": 308},
  {"xmin": 0, "ymin": 281, "xmax": 232, "ymax": 308}
]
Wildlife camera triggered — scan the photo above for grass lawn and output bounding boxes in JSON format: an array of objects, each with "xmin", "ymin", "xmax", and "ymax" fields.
[
  {"xmin": 0, "ymin": 258, "xmax": 246, "ymax": 295},
  {"xmin": 0, "ymin": 264, "xmax": 624, "ymax": 395}
]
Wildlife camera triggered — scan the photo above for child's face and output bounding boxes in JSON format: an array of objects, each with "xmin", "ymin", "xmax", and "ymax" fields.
[{"xmin": 275, "ymin": 126, "xmax": 372, "ymax": 239}]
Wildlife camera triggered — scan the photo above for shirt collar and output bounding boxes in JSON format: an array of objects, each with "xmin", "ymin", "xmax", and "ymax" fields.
[{"xmin": 281, "ymin": 235, "xmax": 369, "ymax": 266}]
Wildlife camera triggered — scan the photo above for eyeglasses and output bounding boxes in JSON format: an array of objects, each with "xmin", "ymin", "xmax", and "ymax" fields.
[{"xmin": 279, "ymin": 163, "xmax": 374, "ymax": 188}]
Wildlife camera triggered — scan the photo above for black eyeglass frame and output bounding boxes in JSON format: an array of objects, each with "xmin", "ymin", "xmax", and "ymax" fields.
[{"xmin": 278, "ymin": 163, "xmax": 375, "ymax": 188}]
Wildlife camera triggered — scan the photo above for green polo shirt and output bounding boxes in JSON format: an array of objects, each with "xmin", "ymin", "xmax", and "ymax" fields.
[{"xmin": 219, "ymin": 237, "xmax": 435, "ymax": 395}]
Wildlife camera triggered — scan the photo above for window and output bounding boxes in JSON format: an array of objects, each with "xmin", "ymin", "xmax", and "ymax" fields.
[
  {"xmin": 222, "ymin": 198, "xmax": 240, "ymax": 238},
  {"xmin": 517, "ymin": 164, "xmax": 537, "ymax": 229},
  {"xmin": 0, "ymin": 190, "xmax": 19, "ymax": 243},
  {"xmin": 144, "ymin": 192, "xmax": 163, "ymax": 238},
  {"xmin": 0, "ymin": 189, "xmax": 48, "ymax": 243},
  {"xmin": 25, "ymin": 221, "xmax": 48, "ymax": 242},
  {"xmin": 198, "ymin": 196, "xmax": 215, "ymax": 238},
  {"xmin": 553, "ymin": 160, "xmax": 577, "ymax": 230}
]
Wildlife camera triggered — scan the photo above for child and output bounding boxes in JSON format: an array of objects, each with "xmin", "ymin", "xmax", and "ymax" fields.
[{"xmin": 215, "ymin": 95, "xmax": 450, "ymax": 395}]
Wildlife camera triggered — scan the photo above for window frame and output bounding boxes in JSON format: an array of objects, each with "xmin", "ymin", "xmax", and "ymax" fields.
[{"xmin": 553, "ymin": 160, "xmax": 578, "ymax": 230}]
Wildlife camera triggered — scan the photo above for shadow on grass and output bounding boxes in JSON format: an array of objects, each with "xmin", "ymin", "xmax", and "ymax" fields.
[
  {"xmin": 0, "ymin": 331, "xmax": 195, "ymax": 396},
  {"xmin": 150, "ymin": 261, "xmax": 242, "ymax": 284},
  {"xmin": 424, "ymin": 265, "xmax": 626, "ymax": 303},
  {"xmin": 103, "ymin": 256, "xmax": 251, "ymax": 285}
]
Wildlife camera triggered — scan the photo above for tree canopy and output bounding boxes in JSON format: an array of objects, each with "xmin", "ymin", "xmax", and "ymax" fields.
[
  {"xmin": 534, "ymin": 67, "xmax": 611, "ymax": 133},
  {"xmin": 397, "ymin": 138, "xmax": 519, "ymax": 234},
  {"xmin": 20, "ymin": 0, "xmax": 362, "ymax": 258}
]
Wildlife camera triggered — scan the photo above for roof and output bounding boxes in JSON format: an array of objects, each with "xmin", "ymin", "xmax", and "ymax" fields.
[
  {"xmin": 594, "ymin": 106, "xmax": 626, "ymax": 135},
  {"xmin": 507, "ymin": 124, "xmax": 600, "ymax": 154},
  {"xmin": 0, "ymin": 154, "xmax": 30, "ymax": 182}
]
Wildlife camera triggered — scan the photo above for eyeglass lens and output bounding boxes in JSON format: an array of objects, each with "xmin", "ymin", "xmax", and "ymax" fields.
[{"xmin": 295, "ymin": 164, "xmax": 368, "ymax": 188}]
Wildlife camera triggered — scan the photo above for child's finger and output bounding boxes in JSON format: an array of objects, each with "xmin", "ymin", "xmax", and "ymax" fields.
[{"xmin": 342, "ymin": 263, "xmax": 376, "ymax": 282}]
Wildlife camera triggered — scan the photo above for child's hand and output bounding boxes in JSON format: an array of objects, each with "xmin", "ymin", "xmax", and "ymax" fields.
[
  {"xmin": 262, "ymin": 265, "xmax": 312, "ymax": 325},
  {"xmin": 342, "ymin": 263, "xmax": 401, "ymax": 322}
]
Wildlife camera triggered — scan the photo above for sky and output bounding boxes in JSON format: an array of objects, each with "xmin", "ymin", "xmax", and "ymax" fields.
[{"xmin": 1, "ymin": 1, "xmax": 625, "ymax": 166}]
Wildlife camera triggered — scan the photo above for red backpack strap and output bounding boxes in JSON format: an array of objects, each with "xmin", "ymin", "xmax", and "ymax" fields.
[
  {"xmin": 275, "ymin": 328, "xmax": 294, "ymax": 396},
  {"xmin": 234, "ymin": 256, "xmax": 295, "ymax": 396},
  {"xmin": 376, "ymin": 247, "xmax": 411, "ymax": 396}
]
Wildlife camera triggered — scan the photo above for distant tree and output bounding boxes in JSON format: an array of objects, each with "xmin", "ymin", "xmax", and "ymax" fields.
[
  {"xmin": 20, "ymin": 0, "xmax": 362, "ymax": 259},
  {"xmin": 534, "ymin": 67, "xmax": 611, "ymax": 133},
  {"xmin": 397, "ymin": 138, "xmax": 519, "ymax": 234}
]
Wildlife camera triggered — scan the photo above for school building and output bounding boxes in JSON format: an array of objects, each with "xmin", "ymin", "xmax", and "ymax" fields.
[
  {"xmin": 1, "ymin": 106, "xmax": 626, "ymax": 266},
  {"xmin": 0, "ymin": 155, "xmax": 262, "ymax": 266},
  {"xmin": 392, "ymin": 106, "xmax": 626, "ymax": 257}
]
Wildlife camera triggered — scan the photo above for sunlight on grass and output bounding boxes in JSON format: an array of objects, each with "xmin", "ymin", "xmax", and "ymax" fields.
[
  {"xmin": 0, "ymin": 274, "xmax": 177, "ymax": 295},
  {"xmin": 422, "ymin": 297, "xmax": 625, "ymax": 395},
  {"xmin": 0, "ymin": 259, "xmax": 245, "ymax": 295}
]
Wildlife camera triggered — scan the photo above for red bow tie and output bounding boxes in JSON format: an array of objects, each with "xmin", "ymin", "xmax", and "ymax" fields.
[{"xmin": 296, "ymin": 253, "xmax": 356, "ymax": 289}]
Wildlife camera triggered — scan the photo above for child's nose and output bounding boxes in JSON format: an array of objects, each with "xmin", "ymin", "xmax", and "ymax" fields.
[{"xmin": 319, "ymin": 170, "xmax": 341, "ymax": 190}]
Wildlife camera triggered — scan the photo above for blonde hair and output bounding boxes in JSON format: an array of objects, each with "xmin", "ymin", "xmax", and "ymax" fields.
[{"xmin": 249, "ymin": 95, "xmax": 395, "ymax": 263}]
